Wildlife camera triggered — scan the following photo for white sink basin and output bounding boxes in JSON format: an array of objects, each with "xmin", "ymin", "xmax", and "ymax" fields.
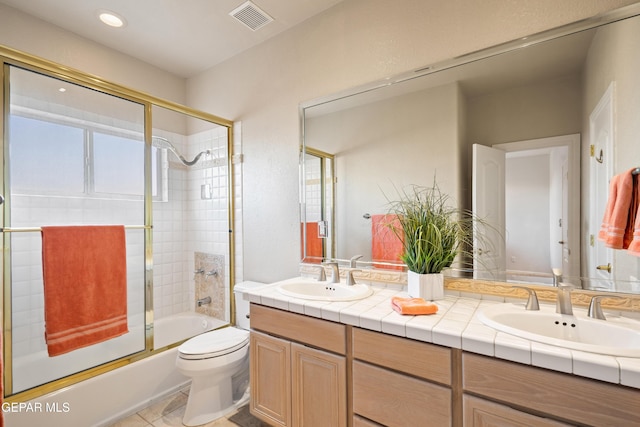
[
  {"xmin": 478, "ymin": 303, "xmax": 640, "ymax": 357},
  {"xmin": 276, "ymin": 278, "xmax": 373, "ymax": 301}
]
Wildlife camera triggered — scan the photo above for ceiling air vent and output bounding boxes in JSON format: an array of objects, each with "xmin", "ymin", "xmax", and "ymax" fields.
[{"xmin": 230, "ymin": 1, "xmax": 273, "ymax": 31}]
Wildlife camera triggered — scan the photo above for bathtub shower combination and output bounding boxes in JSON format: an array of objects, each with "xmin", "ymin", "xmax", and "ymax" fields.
[{"xmin": 1, "ymin": 60, "xmax": 240, "ymax": 425}]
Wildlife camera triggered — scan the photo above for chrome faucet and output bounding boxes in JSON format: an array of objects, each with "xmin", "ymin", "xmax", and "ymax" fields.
[
  {"xmin": 197, "ymin": 296, "xmax": 212, "ymax": 307},
  {"xmin": 551, "ymin": 268, "xmax": 563, "ymax": 287},
  {"xmin": 322, "ymin": 261, "xmax": 340, "ymax": 283},
  {"xmin": 588, "ymin": 295, "xmax": 624, "ymax": 320},
  {"xmin": 556, "ymin": 284, "xmax": 574, "ymax": 315}
]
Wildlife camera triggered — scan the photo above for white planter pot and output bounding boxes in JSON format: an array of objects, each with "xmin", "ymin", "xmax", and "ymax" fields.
[{"xmin": 407, "ymin": 271, "xmax": 444, "ymax": 301}]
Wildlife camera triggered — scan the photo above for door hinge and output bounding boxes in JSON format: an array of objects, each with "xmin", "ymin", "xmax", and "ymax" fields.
[
  {"xmin": 590, "ymin": 234, "xmax": 595, "ymax": 246},
  {"xmin": 590, "ymin": 145, "xmax": 595, "ymax": 157}
]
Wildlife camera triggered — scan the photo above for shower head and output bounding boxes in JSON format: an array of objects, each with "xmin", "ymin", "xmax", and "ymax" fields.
[{"xmin": 152, "ymin": 136, "xmax": 212, "ymax": 167}]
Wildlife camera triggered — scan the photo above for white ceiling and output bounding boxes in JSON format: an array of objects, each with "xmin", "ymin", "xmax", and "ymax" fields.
[{"xmin": 0, "ymin": 0, "xmax": 343, "ymax": 78}]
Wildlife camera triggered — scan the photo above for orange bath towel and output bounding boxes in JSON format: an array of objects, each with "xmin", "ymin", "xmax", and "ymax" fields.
[
  {"xmin": 598, "ymin": 169, "xmax": 638, "ymax": 249},
  {"xmin": 42, "ymin": 225, "xmax": 128, "ymax": 356},
  {"xmin": 391, "ymin": 296, "xmax": 438, "ymax": 315}
]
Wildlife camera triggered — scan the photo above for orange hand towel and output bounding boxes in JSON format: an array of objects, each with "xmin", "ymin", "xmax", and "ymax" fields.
[
  {"xmin": 42, "ymin": 225, "xmax": 128, "ymax": 357},
  {"xmin": 391, "ymin": 296, "xmax": 438, "ymax": 315},
  {"xmin": 598, "ymin": 169, "xmax": 637, "ymax": 249}
]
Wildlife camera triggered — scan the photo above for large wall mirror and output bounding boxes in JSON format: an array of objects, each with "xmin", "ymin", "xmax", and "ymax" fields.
[{"xmin": 300, "ymin": 4, "xmax": 640, "ymax": 294}]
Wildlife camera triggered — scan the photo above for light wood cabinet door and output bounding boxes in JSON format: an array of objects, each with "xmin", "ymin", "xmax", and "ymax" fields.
[
  {"xmin": 291, "ymin": 343, "xmax": 347, "ymax": 427},
  {"xmin": 250, "ymin": 331, "xmax": 291, "ymax": 427},
  {"xmin": 463, "ymin": 395, "xmax": 571, "ymax": 427}
]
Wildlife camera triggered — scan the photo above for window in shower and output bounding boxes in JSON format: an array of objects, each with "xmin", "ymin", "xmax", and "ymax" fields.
[
  {"xmin": 5, "ymin": 65, "xmax": 148, "ymax": 394},
  {"xmin": 10, "ymin": 116, "xmax": 164, "ymax": 199}
]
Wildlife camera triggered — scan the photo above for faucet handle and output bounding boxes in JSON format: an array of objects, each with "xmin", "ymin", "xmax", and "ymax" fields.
[
  {"xmin": 513, "ymin": 286, "xmax": 540, "ymax": 311},
  {"xmin": 317, "ymin": 265, "xmax": 326, "ymax": 281},
  {"xmin": 350, "ymin": 255, "xmax": 363, "ymax": 268},
  {"xmin": 346, "ymin": 269, "xmax": 361, "ymax": 286},
  {"xmin": 588, "ymin": 295, "xmax": 624, "ymax": 320}
]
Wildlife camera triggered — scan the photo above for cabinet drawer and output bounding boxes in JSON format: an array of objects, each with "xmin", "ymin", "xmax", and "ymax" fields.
[
  {"xmin": 463, "ymin": 353, "xmax": 640, "ymax": 426},
  {"xmin": 352, "ymin": 327, "xmax": 451, "ymax": 385},
  {"xmin": 463, "ymin": 395, "xmax": 571, "ymax": 427},
  {"xmin": 353, "ymin": 360, "xmax": 451, "ymax": 427},
  {"xmin": 250, "ymin": 303, "xmax": 346, "ymax": 354}
]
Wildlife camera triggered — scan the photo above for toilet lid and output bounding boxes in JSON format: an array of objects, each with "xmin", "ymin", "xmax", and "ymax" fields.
[{"xmin": 178, "ymin": 327, "xmax": 249, "ymax": 360}]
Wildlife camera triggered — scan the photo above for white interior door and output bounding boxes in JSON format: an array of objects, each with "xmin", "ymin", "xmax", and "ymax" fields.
[
  {"xmin": 589, "ymin": 83, "xmax": 615, "ymax": 288},
  {"xmin": 561, "ymin": 157, "xmax": 571, "ymax": 274},
  {"xmin": 472, "ymin": 144, "xmax": 506, "ymax": 280}
]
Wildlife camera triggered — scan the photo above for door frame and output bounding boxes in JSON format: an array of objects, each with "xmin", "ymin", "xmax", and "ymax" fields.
[{"xmin": 493, "ymin": 134, "xmax": 581, "ymax": 280}]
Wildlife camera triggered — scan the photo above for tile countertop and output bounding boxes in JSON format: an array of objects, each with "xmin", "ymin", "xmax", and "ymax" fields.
[{"xmin": 241, "ymin": 278, "xmax": 640, "ymax": 390}]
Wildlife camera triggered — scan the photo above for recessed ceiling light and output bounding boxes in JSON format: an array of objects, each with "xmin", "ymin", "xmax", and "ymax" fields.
[
  {"xmin": 97, "ymin": 10, "xmax": 126, "ymax": 28},
  {"xmin": 58, "ymin": 87, "xmax": 66, "ymax": 93}
]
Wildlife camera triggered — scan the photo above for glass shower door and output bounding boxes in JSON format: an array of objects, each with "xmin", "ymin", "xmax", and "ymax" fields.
[{"xmin": 4, "ymin": 65, "xmax": 147, "ymax": 394}]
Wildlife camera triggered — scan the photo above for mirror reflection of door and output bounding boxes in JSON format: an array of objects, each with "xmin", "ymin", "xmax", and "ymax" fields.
[
  {"xmin": 589, "ymin": 83, "xmax": 614, "ymax": 289},
  {"xmin": 472, "ymin": 144, "xmax": 506, "ymax": 280},
  {"xmin": 302, "ymin": 148, "xmax": 334, "ymax": 263},
  {"xmin": 473, "ymin": 134, "xmax": 580, "ymax": 284}
]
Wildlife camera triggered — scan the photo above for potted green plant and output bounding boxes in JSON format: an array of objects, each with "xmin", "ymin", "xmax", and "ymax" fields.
[{"xmin": 386, "ymin": 182, "xmax": 476, "ymax": 300}]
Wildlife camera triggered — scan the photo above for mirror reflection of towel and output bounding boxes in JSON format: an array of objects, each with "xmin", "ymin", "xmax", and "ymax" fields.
[
  {"xmin": 41, "ymin": 225, "xmax": 128, "ymax": 356},
  {"xmin": 598, "ymin": 169, "xmax": 638, "ymax": 251},
  {"xmin": 372, "ymin": 214, "xmax": 404, "ymax": 269},
  {"xmin": 628, "ymin": 178, "xmax": 640, "ymax": 256}
]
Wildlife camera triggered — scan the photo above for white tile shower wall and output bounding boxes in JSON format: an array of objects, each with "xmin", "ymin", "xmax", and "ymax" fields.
[
  {"xmin": 305, "ymin": 158, "xmax": 322, "ymax": 222},
  {"xmin": 10, "ymin": 195, "xmax": 145, "ymax": 358},
  {"xmin": 152, "ymin": 131, "xmax": 190, "ymax": 319},
  {"xmin": 152, "ymin": 126, "xmax": 235, "ymax": 322},
  {"xmin": 233, "ymin": 122, "xmax": 243, "ymax": 284},
  {"xmin": 187, "ymin": 126, "xmax": 232, "ymax": 323}
]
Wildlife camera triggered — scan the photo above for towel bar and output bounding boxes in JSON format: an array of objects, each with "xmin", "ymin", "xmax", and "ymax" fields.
[{"xmin": 0, "ymin": 225, "xmax": 152, "ymax": 233}]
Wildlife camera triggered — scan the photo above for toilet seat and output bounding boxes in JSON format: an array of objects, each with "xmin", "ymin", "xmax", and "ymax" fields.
[{"xmin": 178, "ymin": 328, "xmax": 249, "ymax": 360}]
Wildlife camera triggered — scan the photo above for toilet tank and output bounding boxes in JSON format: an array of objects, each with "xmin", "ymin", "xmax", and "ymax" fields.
[{"xmin": 233, "ymin": 281, "xmax": 265, "ymax": 330}]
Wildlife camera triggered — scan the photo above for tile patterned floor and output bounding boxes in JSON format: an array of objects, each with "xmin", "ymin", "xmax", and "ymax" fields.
[{"xmin": 107, "ymin": 387, "xmax": 262, "ymax": 427}]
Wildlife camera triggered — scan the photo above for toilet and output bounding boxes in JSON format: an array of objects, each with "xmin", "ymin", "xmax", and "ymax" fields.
[{"xmin": 176, "ymin": 281, "xmax": 263, "ymax": 426}]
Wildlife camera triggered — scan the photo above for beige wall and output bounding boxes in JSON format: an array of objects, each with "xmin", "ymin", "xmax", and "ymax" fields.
[
  {"xmin": 467, "ymin": 75, "xmax": 583, "ymax": 146},
  {"xmin": 187, "ymin": 0, "xmax": 638, "ymax": 282}
]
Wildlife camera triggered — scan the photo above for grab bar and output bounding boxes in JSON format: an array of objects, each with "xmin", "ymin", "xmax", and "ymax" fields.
[{"xmin": 1, "ymin": 225, "xmax": 152, "ymax": 233}]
